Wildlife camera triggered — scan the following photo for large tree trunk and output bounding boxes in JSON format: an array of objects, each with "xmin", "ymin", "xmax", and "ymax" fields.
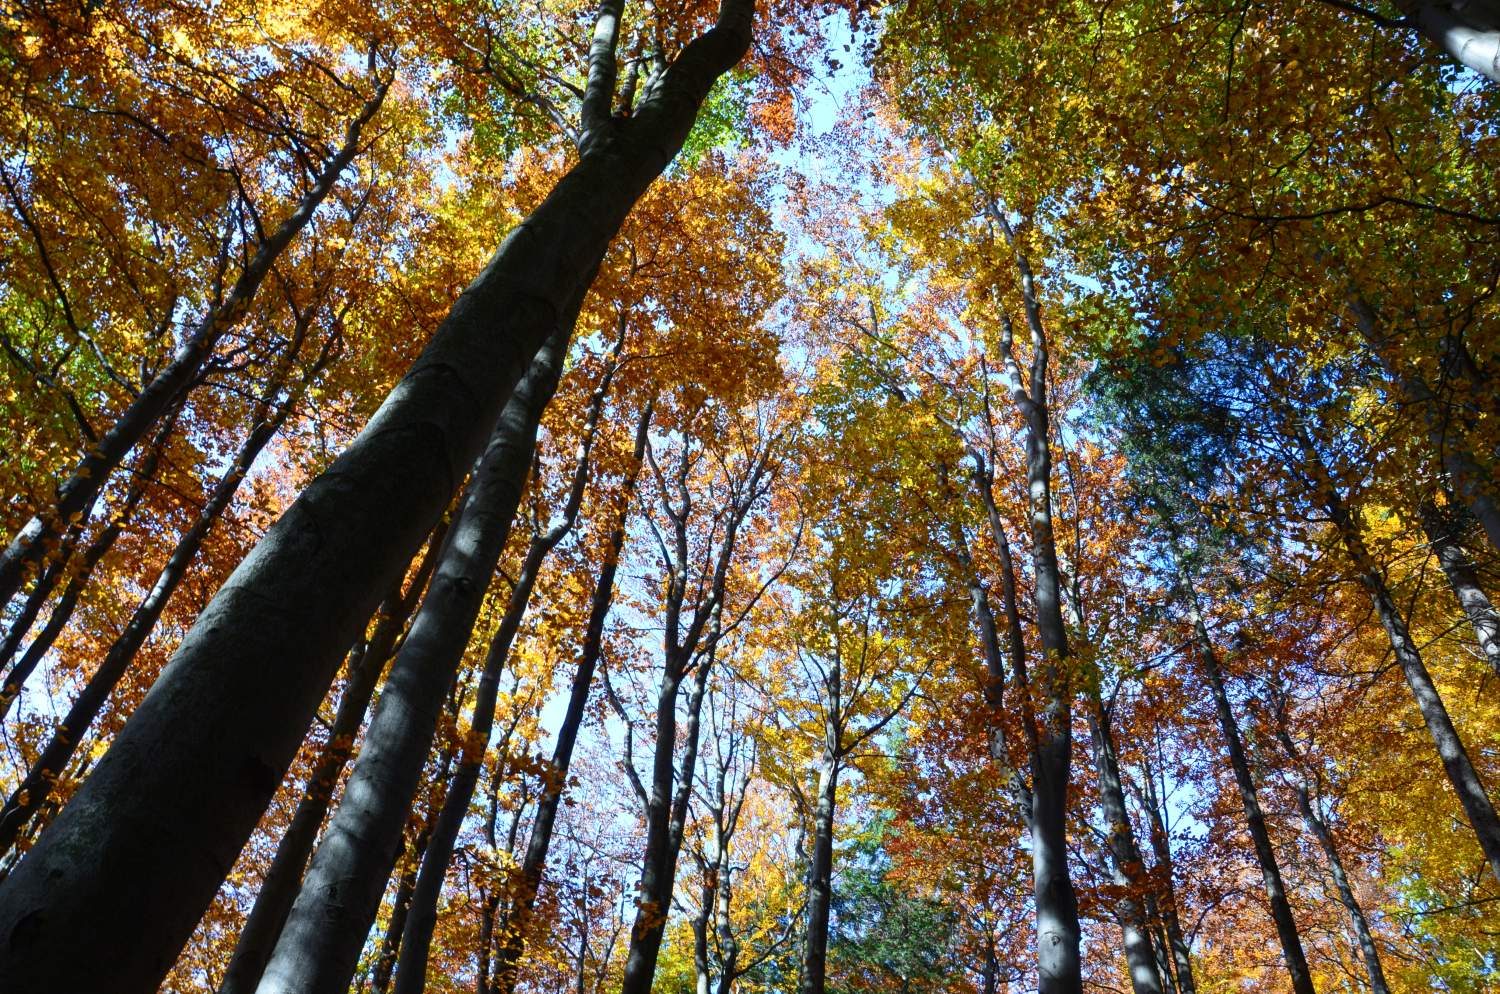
[
  {"xmin": 1086, "ymin": 700, "xmax": 1165, "ymax": 994},
  {"xmin": 218, "ymin": 525, "xmax": 445, "ymax": 994},
  {"xmin": 1182, "ymin": 578, "xmax": 1315, "ymax": 994},
  {"xmin": 1421, "ymin": 500, "xmax": 1500, "ymax": 677},
  {"xmin": 0, "ymin": 341, "xmax": 325, "ymax": 855},
  {"xmin": 1405, "ymin": 0, "xmax": 1500, "ymax": 83},
  {"xmin": 0, "ymin": 9, "xmax": 754, "ymax": 988},
  {"xmin": 256, "ymin": 324, "xmax": 572, "ymax": 994},
  {"xmin": 798, "ymin": 754, "xmax": 840, "ymax": 994},
  {"xmin": 1324, "ymin": 488, "xmax": 1500, "ymax": 881},
  {"xmin": 0, "ymin": 81, "xmax": 389, "ymax": 611}
]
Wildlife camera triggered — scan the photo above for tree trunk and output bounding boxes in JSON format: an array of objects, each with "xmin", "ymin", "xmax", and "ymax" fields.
[
  {"xmin": 0, "ymin": 350, "xmax": 319, "ymax": 855},
  {"xmin": 0, "ymin": 12, "xmax": 754, "ymax": 987},
  {"xmin": 0, "ymin": 404, "xmax": 180, "ymax": 715},
  {"xmin": 0, "ymin": 82, "xmax": 389, "ymax": 611},
  {"xmin": 618, "ymin": 653, "xmax": 716, "ymax": 994},
  {"xmin": 1406, "ymin": 0, "xmax": 1500, "ymax": 83},
  {"xmin": 1087, "ymin": 700, "xmax": 1165, "ymax": 994},
  {"xmin": 485, "ymin": 404, "xmax": 648, "ymax": 994},
  {"xmin": 218, "ymin": 525, "xmax": 445, "ymax": 994},
  {"xmin": 1421, "ymin": 500, "xmax": 1500, "ymax": 677},
  {"xmin": 1274, "ymin": 731, "xmax": 1390, "ymax": 994},
  {"xmin": 256, "ymin": 324, "xmax": 573, "ymax": 994},
  {"xmin": 390, "ymin": 351, "xmax": 622, "ymax": 994},
  {"xmin": 798, "ymin": 755, "xmax": 840, "ymax": 994},
  {"xmin": 1138, "ymin": 751, "xmax": 1196, "ymax": 994},
  {"xmin": 1184, "ymin": 584, "xmax": 1315, "ymax": 994},
  {"xmin": 1325, "ymin": 490, "xmax": 1500, "ymax": 881}
]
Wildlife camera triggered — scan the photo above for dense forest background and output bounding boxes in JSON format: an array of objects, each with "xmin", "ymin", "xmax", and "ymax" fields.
[{"xmin": 1, "ymin": 1, "xmax": 1498, "ymax": 992}]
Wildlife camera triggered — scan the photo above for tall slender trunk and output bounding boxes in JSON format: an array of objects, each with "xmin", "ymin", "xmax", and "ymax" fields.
[
  {"xmin": 0, "ymin": 13, "xmax": 755, "ymax": 987},
  {"xmin": 0, "ymin": 338, "xmax": 328, "ymax": 855},
  {"xmin": 1421, "ymin": 500, "xmax": 1500, "ymax": 677},
  {"xmin": 1182, "ymin": 581, "xmax": 1315, "ymax": 994},
  {"xmin": 256, "ymin": 325, "xmax": 573, "ymax": 994},
  {"xmin": 391, "ymin": 347, "xmax": 623, "ymax": 994},
  {"xmin": 218, "ymin": 524, "xmax": 446, "ymax": 994},
  {"xmin": 1323, "ymin": 487, "xmax": 1500, "ymax": 881},
  {"xmin": 1273, "ymin": 728, "xmax": 1390, "ymax": 994},
  {"xmin": 1138, "ymin": 751, "xmax": 1196, "ymax": 994},
  {"xmin": 367, "ymin": 744, "xmax": 454, "ymax": 994},
  {"xmin": 489, "ymin": 406, "xmax": 651, "ymax": 994},
  {"xmin": 1086, "ymin": 699, "xmax": 1165, "ymax": 994},
  {"xmin": 618, "ymin": 653, "xmax": 716, "ymax": 994},
  {"xmin": 0, "ymin": 81, "xmax": 390, "ymax": 610},
  {"xmin": 798, "ymin": 755, "xmax": 840, "ymax": 994}
]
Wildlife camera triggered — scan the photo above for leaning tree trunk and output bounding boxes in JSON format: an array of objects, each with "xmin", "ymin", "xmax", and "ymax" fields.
[
  {"xmin": 0, "ymin": 338, "xmax": 327, "ymax": 855},
  {"xmin": 1421, "ymin": 500, "xmax": 1500, "ymax": 678},
  {"xmin": 390, "ymin": 350, "xmax": 622, "ymax": 994},
  {"xmin": 256, "ymin": 325, "xmax": 573, "ymax": 994},
  {"xmin": 1325, "ymin": 489, "xmax": 1500, "ymax": 881},
  {"xmin": 1273, "ymin": 728, "xmax": 1391, "ymax": 994},
  {"xmin": 1086, "ymin": 699, "xmax": 1165, "ymax": 994},
  {"xmin": 218, "ymin": 524, "xmax": 445, "ymax": 994},
  {"xmin": 798, "ymin": 753, "xmax": 840, "ymax": 994},
  {"xmin": 0, "ymin": 404, "xmax": 179, "ymax": 717},
  {"xmin": 0, "ymin": 9, "xmax": 755, "ymax": 988},
  {"xmin": 1185, "ymin": 590, "xmax": 1315, "ymax": 994},
  {"xmin": 0, "ymin": 81, "xmax": 389, "ymax": 611}
]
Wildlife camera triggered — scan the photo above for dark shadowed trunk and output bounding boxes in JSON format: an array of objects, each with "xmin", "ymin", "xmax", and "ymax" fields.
[
  {"xmin": 1180, "ymin": 575, "xmax": 1315, "ymax": 994},
  {"xmin": 0, "ymin": 8, "xmax": 755, "ymax": 989},
  {"xmin": 256, "ymin": 324, "xmax": 572, "ymax": 994},
  {"xmin": 798, "ymin": 754, "xmax": 840, "ymax": 994},
  {"xmin": 218, "ymin": 523, "xmax": 446, "ymax": 994}
]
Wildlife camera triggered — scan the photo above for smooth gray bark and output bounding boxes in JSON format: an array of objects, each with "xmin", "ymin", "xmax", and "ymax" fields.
[
  {"xmin": 1408, "ymin": 0, "xmax": 1500, "ymax": 83},
  {"xmin": 256, "ymin": 324, "xmax": 572, "ymax": 994},
  {"xmin": 1421, "ymin": 501, "xmax": 1500, "ymax": 678},
  {"xmin": 986, "ymin": 204, "xmax": 1083, "ymax": 994},
  {"xmin": 1322, "ymin": 483, "xmax": 1500, "ymax": 881},
  {"xmin": 389, "ymin": 348, "xmax": 621, "ymax": 994},
  {"xmin": 1272, "ymin": 724, "xmax": 1390, "ymax": 994},
  {"xmin": 0, "ymin": 8, "xmax": 753, "ymax": 988},
  {"xmin": 1087, "ymin": 701, "xmax": 1165, "ymax": 994},
  {"xmin": 1181, "ymin": 581, "xmax": 1315, "ymax": 994},
  {"xmin": 218, "ymin": 525, "xmax": 445, "ymax": 994}
]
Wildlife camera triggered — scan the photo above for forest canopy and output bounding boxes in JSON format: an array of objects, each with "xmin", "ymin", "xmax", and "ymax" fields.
[{"xmin": 0, "ymin": 1, "xmax": 1498, "ymax": 993}]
